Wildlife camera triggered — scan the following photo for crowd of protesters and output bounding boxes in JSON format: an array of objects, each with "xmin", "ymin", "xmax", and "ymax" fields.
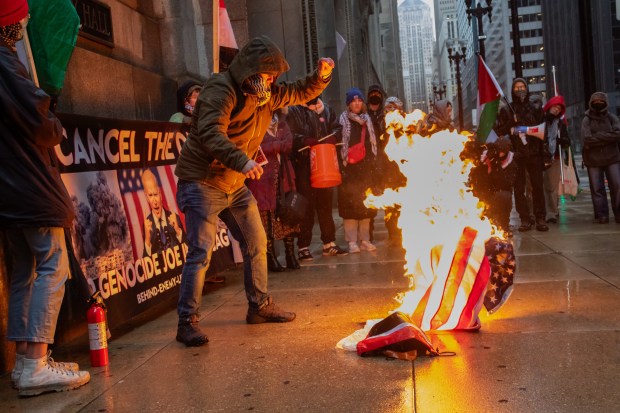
[{"xmin": 4, "ymin": 4, "xmax": 620, "ymax": 398}]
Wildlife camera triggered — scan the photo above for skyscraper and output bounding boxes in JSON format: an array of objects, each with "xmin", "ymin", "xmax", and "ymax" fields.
[{"xmin": 399, "ymin": 0, "xmax": 434, "ymax": 111}]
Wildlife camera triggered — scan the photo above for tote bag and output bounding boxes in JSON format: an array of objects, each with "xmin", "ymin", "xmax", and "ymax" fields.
[{"xmin": 559, "ymin": 147, "xmax": 578, "ymax": 197}]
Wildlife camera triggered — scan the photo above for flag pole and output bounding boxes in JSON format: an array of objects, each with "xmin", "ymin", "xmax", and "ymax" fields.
[
  {"xmin": 213, "ymin": 0, "xmax": 220, "ymax": 74},
  {"xmin": 552, "ymin": 65, "xmax": 558, "ymax": 97},
  {"xmin": 22, "ymin": 30, "xmax": 40, "ymax": 87}
]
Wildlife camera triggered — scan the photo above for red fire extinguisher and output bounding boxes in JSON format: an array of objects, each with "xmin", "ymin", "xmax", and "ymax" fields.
[{"xmin": 87, "ymin": 292, "xmax": 109, "ymax": 367}]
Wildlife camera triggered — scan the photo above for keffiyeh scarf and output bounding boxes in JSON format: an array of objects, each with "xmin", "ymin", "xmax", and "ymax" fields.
[{"xmin": 339, "ymin": 111, "xmax": 377, "ymax": 166}]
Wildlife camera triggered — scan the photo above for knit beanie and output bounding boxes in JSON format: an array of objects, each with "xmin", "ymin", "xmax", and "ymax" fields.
[
  {"xmin": 0, "ymin": 0, "xmax": 28, "ymax": 27},
  {"xmin": 345, "ymin": 88, "xmax": 364, "ymax": 106}
]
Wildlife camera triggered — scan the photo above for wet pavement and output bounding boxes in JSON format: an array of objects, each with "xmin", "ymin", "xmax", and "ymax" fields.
[{"xmin": 1, "ymin": 181, "xmax": 620, "ymax": 412}]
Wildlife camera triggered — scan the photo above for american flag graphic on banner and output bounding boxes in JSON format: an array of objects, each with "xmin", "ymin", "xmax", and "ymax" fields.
[
  {"xmin": 409, "ymin": 227, "xmax": 492, "ymax": 331},
  {"xmin": 484, "ymin": 237, "xmax": 515, "ymax": 314},
  {"xmin": 117, "ymin": 166, "xmax": 181, "ymax": 261}
]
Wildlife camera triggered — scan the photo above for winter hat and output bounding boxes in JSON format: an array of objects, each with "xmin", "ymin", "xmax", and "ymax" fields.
[
  {"xmin": 385, "ymin": 96, "xmax": 403, "ymax": 109},
  {"xmin": 543, "ymin": 95, "xmax": 566, "ymax": 115},
  {"xmin": 590, "ymin": 91, "xmax": 608, "ymax": 105},
  {"xmin": 345, "ymin": 88, "xmax": 364, "ymax": 106},
  {"xmin": 0, "ymin": 0, "xmax": 28, "ymax": 27},
  {"xmin": 176, "ymin": 80, "xmax": 202, "ymax": 113},
  {"xmin": 512, "ymin": 78, "xmax": 527, "ymax": 90}
]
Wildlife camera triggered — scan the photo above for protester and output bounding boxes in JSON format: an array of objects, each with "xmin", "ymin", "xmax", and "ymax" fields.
[
  {"xmin": 141, "ymin": 169, "xmax": 186, "ymax": 257},
  {"xmin": 246, "ymin": 111, "xmax": 300, "ymax": 271},
  {"xmin": 169, "ymin": 81, "xmax": 202, "ymax": 124},
  {"xmin": 0, "ymin": 1, "xmax": 90, "ymax": 396},
  {"xmin": 495, "ymin": 78, "xmax": 547, "ymax": 232},
  {"xmin": 367, "ymin": 84, "xmax": 386, "ymax": 141},
  {"xmin": 338, "ymin": 88, "xmax": 378, "ymax": 253},
  {"xmin": 542, "ymin": 95, "xmax": 571, "ymax": 224},
  {"xmin": 424, "ymin": 99, "xmax": 455, "ymax": 134},
  {"xmin": 581, "ymin": 92, "xmax": 620, "ymax": 224},
  {"xmin": 173, "ymin": 35, "xmax": 334, "ymax": 346},
  {"xmin": 287, "ymin": 96, "xmax": 347, "ymax": 260}
]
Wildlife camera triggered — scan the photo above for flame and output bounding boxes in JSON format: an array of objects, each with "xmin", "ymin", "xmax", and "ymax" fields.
[{"xmin": 365, "ymin": 111, "xmax": 498, "ymax": 330}]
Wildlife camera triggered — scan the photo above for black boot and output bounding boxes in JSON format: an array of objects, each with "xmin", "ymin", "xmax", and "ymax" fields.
[
  {"xmin": 267, "ymin": 238, "xmax": 286, "ymax": 272},
  {"xmin": 284, "ymin": 237, "xmax": 301, "ymax": 269}
]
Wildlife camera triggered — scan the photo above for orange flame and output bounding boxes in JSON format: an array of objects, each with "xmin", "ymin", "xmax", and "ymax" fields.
[{"xmin": 365, "ymin": 111, "xmax": 496, "ymax": 330}]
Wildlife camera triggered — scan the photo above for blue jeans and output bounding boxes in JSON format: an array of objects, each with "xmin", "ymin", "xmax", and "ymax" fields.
[
  {"xmin": 587, "ymin": 162, "xmax": 620, "ymax": 220},
  {"xmin": 176, "ymin": 181, "xmax": 269, "ymax": 319},
  {"xmin": 7, "ymin": 227, "xmax": 69, "ymax": 344}
]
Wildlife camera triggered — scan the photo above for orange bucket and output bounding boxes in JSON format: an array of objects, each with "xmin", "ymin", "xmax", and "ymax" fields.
[{"xmin": 310, "ymin": 143, "xmax": 342, "ymax": 188}]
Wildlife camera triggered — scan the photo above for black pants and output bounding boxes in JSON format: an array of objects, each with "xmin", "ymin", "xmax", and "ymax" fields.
[
  {"xmin": 514, "ymin": 156, "xmax": 546, "ymax": 222},
  {"xmin": 295, "ymin": 169, "xmax": 336, "ymax": 248}
]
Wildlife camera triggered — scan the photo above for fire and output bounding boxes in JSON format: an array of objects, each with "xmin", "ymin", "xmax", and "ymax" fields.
[{"xmin": 365, "ymin": 110, "xmax": 496, "ymax": 330}]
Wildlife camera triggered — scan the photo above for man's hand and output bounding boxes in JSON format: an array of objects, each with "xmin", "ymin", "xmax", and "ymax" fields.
[
  {"xmin": 242, "ymin": 159, "xmax": 264, "ymax": 180},
  {"xmin": 144, "ymin": 218, "xmax": 153, "ymax": 249},
  {"xmin": 317, "ymin": 57, "xmax": 335, "ymax": 80}
]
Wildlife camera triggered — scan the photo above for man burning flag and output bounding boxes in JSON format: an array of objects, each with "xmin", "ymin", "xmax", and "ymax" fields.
[{"xmin": 476, "ymin": 55, "xmax": 504, "ymax": 143}]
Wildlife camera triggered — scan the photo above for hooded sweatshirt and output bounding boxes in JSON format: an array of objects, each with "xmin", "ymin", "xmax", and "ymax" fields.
[
  {"xmin": 495, "ymin": 78, "xmax": 544, "ymax": 158},
  {"xmin": 367, "ymin": 84, "xmax": 386, "ymax": 137},
  {"xmin": 581, "ymin": 91, "xmax": 620, "ymax": 167},
  {"xmin": 174, "ymin": 36, "xmax": 330, "ymax": 193},
  {"xmin": 425, "ymin": 99, "xmax": 454, "ymax": 132}
]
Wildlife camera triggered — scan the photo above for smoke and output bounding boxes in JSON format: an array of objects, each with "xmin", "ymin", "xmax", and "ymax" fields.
[{"xmin": 73, "ymin": 172, "xmax": 129, "ymax": 259}]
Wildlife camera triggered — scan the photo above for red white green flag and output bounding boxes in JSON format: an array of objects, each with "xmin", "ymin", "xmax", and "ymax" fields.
[
  {"xmin": 214, "ymin": 0, "xmax": 238, "ymax": 73},
  {"xmin": 476, "ymin": 55, "xmax": 504, "ymax": 143}
]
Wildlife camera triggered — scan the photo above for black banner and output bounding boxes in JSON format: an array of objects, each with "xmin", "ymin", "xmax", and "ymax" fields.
[{"xmin": 56, "ymin": 114, "xmax": 236, "ymax": 326}]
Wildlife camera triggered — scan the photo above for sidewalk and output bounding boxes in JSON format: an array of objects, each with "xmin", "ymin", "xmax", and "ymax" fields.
[{"xmin": 1, "ymin": 183, "xmax": 619, "ymax": 412}]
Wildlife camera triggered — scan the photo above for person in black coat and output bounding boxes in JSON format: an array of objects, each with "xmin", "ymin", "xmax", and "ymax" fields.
[
  {"xmin": 0, "ymin": 1, "xmax": 90, "ymax": 395},
  {"xmin": 495, "ymin": 78, "xmax": 547, "ymax": 232},
  {"xmin": 581, "ymin": 91, "xmax": 620, "ymax": 223}
]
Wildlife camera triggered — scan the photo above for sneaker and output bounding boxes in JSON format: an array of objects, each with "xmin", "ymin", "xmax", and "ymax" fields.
[
  {"xmin": 206, "ymin": 275, "xmax": 226, "ymax": 284},
  {"xmin": 18, "ymin": 356, "xmax": 90, "ymax": 397},
  {"xmin": 348, "ymin": 242, "xmax": 360, "ymax": 253},
  {"xmin": 360, "ymin": 240, "xmax": 377, "ymax": 251},
  {"xmin": 176, "ymin": 317, "xmax": 209, "ymax": 347},
  {"xmin": 535, "ymin": 218, "xmax": 549, "ymax": 232},
  {"xmin": 298, "ymin": 248, "xmax": 313, "ymax": 261},
  {"xmin": 12, "ymin": 352, "xmax": 79, "ymax": 389},
  {"xmin": 246, "ymin": 297, "xmax": 296, "ymax": 324},
  {"xmin": 518, "ymin": 221, "xmax": 533, "ymax": 232},
  {"xmin": 323, "ymin": 244, "xmax": 349, "ymax": 256}
]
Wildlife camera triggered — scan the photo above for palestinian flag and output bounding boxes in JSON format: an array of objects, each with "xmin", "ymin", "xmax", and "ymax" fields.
[
  {"xmin": 215, "ymin": 0, "xmax": 238, "ymax": 72},
  {"xmin": 27, "ymin": 0, "xmax": 80, "ymax": 96},
  {"xmin": 476, "ymin": 55, "xmax": 503, "ymax": 143}
]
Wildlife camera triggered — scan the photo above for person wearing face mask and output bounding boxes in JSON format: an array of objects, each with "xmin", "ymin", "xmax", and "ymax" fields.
[
  {"xmin": 174, "ymin": 35, "xmax": 334, "ymax": 346},
  {"xmin": 367, "ymin": 85, "xmax": 386, "ymax": 139},
  {"xmin": 287, "ymin": 96, "xmax": 348, "ymax": 260},
  {"xmin": 169, "ymin": 80, "xmax": 202, "ymax": 125},
  {"xmin": 542, "ymin": 95, "xmax": 571, "ymax": 224},
  {"xmin": 581, "ymin": 92, "xmax": 620, "ymax": 224},
  {"xmin": 495, "ymin": 78, "xmax": 546, "ymax": 232},
  {"xmin": 1, "ymin": 0, "xmax": 91, "ymax": 396}
]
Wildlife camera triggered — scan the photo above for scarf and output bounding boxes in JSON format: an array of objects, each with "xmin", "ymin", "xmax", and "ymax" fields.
[
  {"xmin": 339, "ymin": 111, "xmax": 377, "ymax": 166},
  {"xmin": 0, "ymin": 23, "xmax": 22, "ymax": 51},
  {"xmin": 244, "ymin": 73, "xmax": 271, "ymax": 106}
]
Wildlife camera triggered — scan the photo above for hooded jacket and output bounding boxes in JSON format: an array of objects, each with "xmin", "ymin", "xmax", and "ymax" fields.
[
  {"xmin": 175, "ymin": 36, "xmax": 330, "ymax": 193},
  {"xmin": 495, "ymin": 78, "xmax": 544, "ymax": 158},
  {"xmin": 367, "ymin": 84, "xmax": 386, "ymax": 137},
  {"xmin": 425, "ymin": 99, "xmax": 454, "ymax": 133},
  {"xmin": 581, "ymin": 92, "xmax": 620, "ymax": 167},
  {"xmin": 0, "ymin": 40, "xmax": 74, "ymax": 228}
]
